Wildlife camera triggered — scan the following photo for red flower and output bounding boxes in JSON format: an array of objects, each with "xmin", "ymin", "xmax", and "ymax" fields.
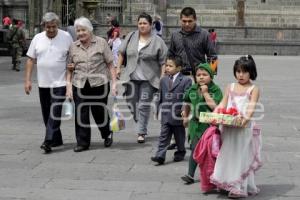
[{"xmin": 226, "ymin": 107, "xmax": 239, "ymax": 116}]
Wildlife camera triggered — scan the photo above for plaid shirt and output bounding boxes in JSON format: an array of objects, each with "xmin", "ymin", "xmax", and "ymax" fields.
[{"xmin": 167, "ymin": 26, "xmax": 217, "ymax": 74}]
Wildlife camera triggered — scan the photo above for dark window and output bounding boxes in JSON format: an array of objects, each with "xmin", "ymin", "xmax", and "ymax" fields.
[{"xmin": 261, "ymin": 0, "xmax": 266, "ymax": 3}]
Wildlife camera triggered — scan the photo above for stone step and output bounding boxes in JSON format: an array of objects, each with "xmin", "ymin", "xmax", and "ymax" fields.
[
  {"xmin": 267, "ymin": 0, "xmax": 300, "ymax": 6},
  {"xmin": 183, "ymin": 0, "xmax": 233, "ymax": 4}
]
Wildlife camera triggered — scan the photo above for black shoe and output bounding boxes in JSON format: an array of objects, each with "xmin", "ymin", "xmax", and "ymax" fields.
[
  {"xmin": 151, "ymin": 156, "xmax": 165, "ymax": 165},
  {"xmin": 73, "ymin": 146, "xmax": 89, "ymax": 152},
  {"xmin": 167, "ymin": 143, "xmax": 177, "ymax": 150},
  {"xmin": 173, "ymin": 157, "xmax": 184, "ymax": 162},
  {"xmin": 104, "ymin": 132, "xmax": 113, "ymax": 147},
  {"xmin": 51, "ymin": 141, "xmax": 63, "ymax": 147},
  {"xmin": 15, "ymin": 68, "xmax": 20, "ymax": 72},
  {"xmin": 40, "ymin": 143, "xmax": 52, "ymax": 154},
  {"xmin": 181, "ymin": 174, "xmax": 195, "ymax": 184}
]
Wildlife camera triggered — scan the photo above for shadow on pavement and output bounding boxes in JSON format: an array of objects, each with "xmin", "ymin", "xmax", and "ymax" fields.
[{"xmin": 202, "ymin": 184, "xmax": 295, "ymax": 199}]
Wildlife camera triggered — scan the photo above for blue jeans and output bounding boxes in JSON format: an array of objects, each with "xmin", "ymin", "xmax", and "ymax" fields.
[{"xmin": 125, "ymin": 80, "xmax": 157, "ymax": 135}]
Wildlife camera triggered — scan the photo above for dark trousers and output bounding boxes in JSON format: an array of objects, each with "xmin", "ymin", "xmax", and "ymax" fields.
[
  {"xmin": 188, "ymin": 139, "xmax": 199, "ymax": 177},
  {"xmin": 155, "ymin": 123, "xmax": 186, "ymax": 159},
  {"xmin": 39, "ymin": 86, "xmax": 66, "ymax": 145},
  {"xmin": 73, "ymin": 81, "xmax": 111, "ymax": 147}
]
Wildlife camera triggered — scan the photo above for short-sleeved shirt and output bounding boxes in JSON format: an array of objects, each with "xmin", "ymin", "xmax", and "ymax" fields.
[
  {"xmin": 69, "ymin": 35, "xmax": 114, "ymax": 88},
  {"xmin": 183, "ymin": 83, "xmax": 223, "ymax": 144},
  {"xmin": 111, "ymin": 37, "xmax": 122, "ymax": 67},
  {"xmin": 26, "ymin": 29, "xmax": 73, "ymax": 88}
]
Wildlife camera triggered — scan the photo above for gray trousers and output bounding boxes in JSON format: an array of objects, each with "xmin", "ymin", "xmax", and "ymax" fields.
[
  {"xmin": 125, "ymin": 80, "xmax": 157, "ymax": 135},
  {"xmin": 155, "ymin": 123, "xmax": 186, "ymax": 159}
]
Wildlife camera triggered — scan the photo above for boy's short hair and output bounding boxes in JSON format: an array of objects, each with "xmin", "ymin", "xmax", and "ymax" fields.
[
  {"xmin": 180, "ymin": 7, "xmax": 197, "ymax": 19},
  {"xmin": 233, "ymin": 55, "xmax": 257, "ymax": 80},
  {"xmin": 166, "ymin": 56, "xmax": 182, "ymax": 68}
]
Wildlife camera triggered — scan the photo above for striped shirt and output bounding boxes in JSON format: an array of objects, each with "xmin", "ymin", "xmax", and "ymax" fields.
[{"xmin": 167, "ymin": 26, "xmax": 217, "ymax": 74}]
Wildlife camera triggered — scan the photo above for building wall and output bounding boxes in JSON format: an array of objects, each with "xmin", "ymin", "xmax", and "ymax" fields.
[{"xmin": 1, "ymin": 0, "xmax": 300, "ymax": 55}]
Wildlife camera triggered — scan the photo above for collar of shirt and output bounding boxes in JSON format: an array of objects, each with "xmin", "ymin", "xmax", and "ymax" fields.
[
  {"xmin": 171, "ymin": 72, "xmax": 180, "ymax": 83},
  {"xmin": 75, "ymin": 34, "xmax": 97, "ymax": 47},
  {"xmin": 180, "ymin": 26, "xmax": 201, "ymax": 35}
]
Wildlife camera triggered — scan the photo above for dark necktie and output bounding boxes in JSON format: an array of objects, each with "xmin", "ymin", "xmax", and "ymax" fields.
[{"xmin": 169, "ymin": 75, "xmax": 173, "ymax": 90}]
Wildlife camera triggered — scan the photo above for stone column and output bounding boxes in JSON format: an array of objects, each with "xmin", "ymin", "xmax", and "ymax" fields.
[
  {"xmin": 52, "ymin": 0, "xmax": 62, "ymax": 18},
  {"xmin": 236, "ymin": 0, "xmax": 245, "ymax": 26},
  {"xmin": 82, "ymin": 0, "xmax": 100, "ymax": 24},
  {"xmin": 28, "ymin": 0, "xmax": 36, "ymax": 37}
]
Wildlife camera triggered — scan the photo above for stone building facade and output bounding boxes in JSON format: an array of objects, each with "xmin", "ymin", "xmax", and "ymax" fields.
[{"xmin": 1, "ymin": 0, "xmax": 300, "ymax": 55}]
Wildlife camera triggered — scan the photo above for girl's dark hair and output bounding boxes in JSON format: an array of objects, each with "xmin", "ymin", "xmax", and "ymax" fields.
[
  {"xmin": 180, "ymin": 7, "xmax": 197, "ymax": 19},
  {"xmin": 137, "ymin": 12, "xmax": 152, "ymax": 24},
  {"xmin": 233, "ymin": 55, "xmax": 257, "ymax": 80},
  {"xmin": 167, "ymin": 56, "xmax": 182, "ymax": 68}
]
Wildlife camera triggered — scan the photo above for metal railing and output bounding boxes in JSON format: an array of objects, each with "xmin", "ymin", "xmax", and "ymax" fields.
[{"xmin": 96, "ymin": 0, "xmax": 122, "ymax": 24}]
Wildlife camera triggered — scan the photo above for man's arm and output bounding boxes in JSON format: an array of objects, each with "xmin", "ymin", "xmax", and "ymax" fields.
[
  {"xmin": 24, "ymin": 57, "xmax": 35, "ymax": 95},
  {"xmin": 167, "ymin": 33, "xmax": 176, "ymax": 57},
  {"xmin": 108, "ymin": 62, "xmax": 117, "ymax": 96}
]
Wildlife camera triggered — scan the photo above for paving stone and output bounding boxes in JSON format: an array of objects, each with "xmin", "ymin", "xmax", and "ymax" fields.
[{"xmin": 0, "ymin": 56, "xmax": 299, "ymax": 199}]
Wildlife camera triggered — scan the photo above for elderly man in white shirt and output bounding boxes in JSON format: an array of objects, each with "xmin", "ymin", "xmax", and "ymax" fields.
[{"xmin": 24, "ymin": 12, "xmax": 73, "ymax": 154}]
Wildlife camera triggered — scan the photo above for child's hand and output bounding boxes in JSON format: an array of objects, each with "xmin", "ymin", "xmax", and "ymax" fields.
[
  {"xmin": 183, "ymin": 118, "xmax": 189, "ymax": 128},
  {"xmin": 181, "ymin": 111, "xmax": 189, "ymax": 127},
  {"xmin": 67, "ymin": 63, "xmax": 75, "ymax": 71},
  {"xmin": 214, "ymin": 107, "xmax": 225, "ymax": 113},
  {"xmin": 199, "ymin": 85, "xmax": 208, "ymax": 94},
  {"xmin": 234, "ymin": 115, "xmax": 245, "ymax": 127}
]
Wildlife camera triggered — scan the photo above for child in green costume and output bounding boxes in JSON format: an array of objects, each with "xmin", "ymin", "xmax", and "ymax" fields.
[{"xmin": 181, "ymin": 63, "xmax": 223, "ymax": 184}]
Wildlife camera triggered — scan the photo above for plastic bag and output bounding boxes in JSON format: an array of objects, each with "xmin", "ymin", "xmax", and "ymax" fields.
[
  {"xmin": 63, "ymin": 99, "xmax": 74, "ymax": 117},
  {"xmin": 110, "ymin": 104, "xmax": 125, "ymax": 132}
]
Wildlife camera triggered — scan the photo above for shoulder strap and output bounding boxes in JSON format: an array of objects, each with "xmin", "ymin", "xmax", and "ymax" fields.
[
  {"xmin": 246, "ymin": 85, "xmax": 255, "ymax": 95},
  {"xmin": 230, "ymin": 83, "xmax": 235, "ymax": 91},
  {"xmin": 229, "ymin": 83, "xmax": 237, "ymax": 107},
  {"xmin": 125, "ymin": 31, "xmax": 135, "ymax": 49}
]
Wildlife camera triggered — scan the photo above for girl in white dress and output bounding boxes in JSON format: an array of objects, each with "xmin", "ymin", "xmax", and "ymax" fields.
[{"xmin": 210, "ymin": 55, "xmax": 262, "ymax": 198}]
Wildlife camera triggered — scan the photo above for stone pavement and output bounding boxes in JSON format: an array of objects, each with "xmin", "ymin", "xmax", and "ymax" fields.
[{"xmin": 0, "ymin": 55, "xmax": 299, "ymax": 200}]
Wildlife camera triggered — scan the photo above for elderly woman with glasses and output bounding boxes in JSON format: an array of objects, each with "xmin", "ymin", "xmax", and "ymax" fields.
[{"xmin": 66, "ymin": 17, "xmax": 117, "ymax": 152}]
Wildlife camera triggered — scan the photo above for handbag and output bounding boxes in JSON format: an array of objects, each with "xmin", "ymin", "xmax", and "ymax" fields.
[{"xmin": 122, "ymin": 31, "xmax": 135, "ymax": 67}]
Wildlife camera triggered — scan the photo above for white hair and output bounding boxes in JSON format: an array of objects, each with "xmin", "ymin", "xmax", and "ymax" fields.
[
  {"xmin": 154, "ymin": 14, "xmax": 161, "ymax": 20},
  {"xmin": 41, "ymin": 12, "xmax": 60, "ymax": 25},
  {"xmin": 74, "ymin": 17, "xmax": 93, "ymax": 32}
]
